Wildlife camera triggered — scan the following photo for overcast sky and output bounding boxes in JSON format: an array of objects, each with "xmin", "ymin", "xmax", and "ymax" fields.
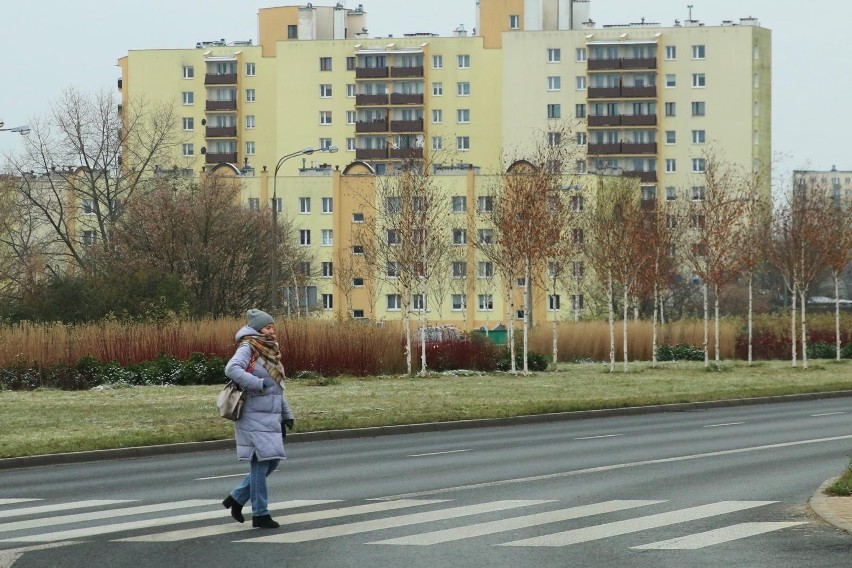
[{"xmin": 2, "ymin": 0, "xmax": 848, "ymax": 177}]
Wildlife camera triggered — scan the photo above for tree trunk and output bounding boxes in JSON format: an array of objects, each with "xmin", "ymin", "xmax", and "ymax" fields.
[
  {"xmin": 522, "ymin": 258, "xmax": 531, "ymax": 375},
  {"xmin": 652, "ymin": 279, "xmax": 659, "ymax": 368},
  {"xmin": 790, "ymin": 286, "xmax": 797, "ymax": 368},
  {"xmin": 748, "ymin": 270, "xmax": 753, "ymax": 365},
  {"xmin": 714, "ymin": 283, "xmax": 720, "ymax": 364},
  {"xmin": 703, "ymin": 283, "xmax": 709, "ymax": 368},
  {"xmin": 551, "ymin": 280, "xmax": 558, "ymax": 371},
  {"xmin": 607, "ymin": 271, "xmax": 615, "ymax": 373},
  {"xmin": 507, "ymin": 280, "xmax": 517, "ymax": 374},
  {"xmin": 419, "ymin": 309, "xmax": 427, "ymax": 375},
  {"xmin": 835, "ymin": 271, "xmax": 842, "ymax": 362},
  {"xmin": 622, "ymin": 281, "xmax": 629, "ymax": 373},
  {"xmin": 404, "ymin": 291, "xmax": 413, "ymax": 376},
  {"xmin": 800, "ymin": 288, "xmax": 808, "ymax": 370}
]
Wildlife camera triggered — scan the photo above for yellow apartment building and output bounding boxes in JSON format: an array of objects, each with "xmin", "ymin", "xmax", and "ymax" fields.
[{"xmin": 116, "ymin": 0, "xmax": 771, "ymax": 329}]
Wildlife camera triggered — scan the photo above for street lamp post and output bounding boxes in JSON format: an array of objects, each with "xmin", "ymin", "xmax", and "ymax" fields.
[
  {"xmin": 269, "ymin": 144, "xmax": 338, "ymax": 312},
  {"xmin": 0, "ymin": 119, "xmax": 31, "ymax": 135}
]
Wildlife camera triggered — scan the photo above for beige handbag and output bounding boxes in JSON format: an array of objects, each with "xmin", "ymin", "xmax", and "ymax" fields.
[{"xmin": 216, "ymin": 349, "xmax": 257, "ymax": 421}]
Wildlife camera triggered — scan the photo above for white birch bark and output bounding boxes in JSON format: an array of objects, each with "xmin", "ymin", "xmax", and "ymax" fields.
[
  {"xmin": 607, "ymin": 270, "xmax": 615, "ymax": 373},
  {"xmin": 800, "ymin": 288, "xmax": 808, "ymax": 369},
  {"xmin": 790, "ymin": 286, "xmax": 797, "ymax": 368},
  {"xmin": 522, "ymin": 258, "xmax": 531, "ymax": 375},
  {"xmin": 652, "ymin": 278, "xmax": 659, "ymax": 368},
  {"xmin": 835, "ymin": 272, "xmax": 842, "ymax": 361},
  {"xmin": 703, "ymin": 282, "xmax": 709, "ymax": 368},
  {"xmin": 714, "ymin": 283, "xmax": 720, "ymax": 364},
  {"xmin": 622, "ymin": 280, "xmax": 629, "ymax": 373},
  {"xmin": 748, "ymin": 270, "xmax": 753, "ymax": 365}
]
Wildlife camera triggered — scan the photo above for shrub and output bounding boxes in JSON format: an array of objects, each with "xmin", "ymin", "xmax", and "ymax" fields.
[
  {"xmin": 414, "ymin": 334, "xmax": 499, "ymax": 373},
  {"xmin": 807, "ymin": 341, "xmax": 837, "ymax": 360},
  {"xmin": 496, "ymin": 348, "xmax": 550, "ymax": 372},
  {"xmin": 657, "ymin": 343, "xmax": 704, "ymax": 362}
]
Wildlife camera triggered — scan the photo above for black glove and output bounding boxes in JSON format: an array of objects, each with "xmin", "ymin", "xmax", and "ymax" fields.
[{"xmin": 282, "ymin": 419, "xmax": 294, "ymax": 441}]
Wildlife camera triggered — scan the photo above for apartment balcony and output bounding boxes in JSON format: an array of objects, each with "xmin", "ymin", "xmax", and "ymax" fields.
[
  {"xmin": 587, "ymin": 143, "xmax": 622, "ymax": 155},
  {"xmin": 587, "ymin": 115, "xmax": 622, "ymax": 127},
  {"xmin": 587, "ymin": 86, "xmax": 622, "ymax": 99},
  {"xmin": 587, "ymin": 58, "xmax": 622, "ymax": 71},
  {"xmin": 205, "ymin": 126, "xmax": 237, "ymax": 138},
  {"xmin": 390, "ymin": 93, "xmax": 424, "ymax": 105},
  {"xmin": 390, "ymin": 119, "xmax": 424, "ymax": 132},
  {"xmin": 390, "ymin": 147, "xmax": 423, "ymax": 159},
  {"xmin": 640, "ymin": 198, "xmax": 657, "ymax": 211},
  {"xmin": 204, "ymin": 73, "xmax": 238, "ymax": 85},
  {"xmin": 355, "ymin": 120, "xmax": 389, "ymax": 133},
  {"xmin": 206, "ymin": 100, "xmax": 237, "ymax": 111},
  {"xmin": 355, "ymin": 94, "xmax": 389, "ymax": 106},
  {"xmin": 621, "ymin": 85, "xmax": 657, "ymax": 98},
  {"xmin": 391, "ymin": 65, "xmax": 424, "ymax": 78},
  {"xmin": 205, "ymin": 152, "xmax": 238, "ymax": 164},
  {"xmin": 625, "ymin": 170, "xmax": 658, "ymax": 183},
  {"xmin": 356, "ymin": 148, "xmax": 389, "ymax": 160},
  {"xmin": 622, "ymin": 57, "xmax": 657, "ymax": 70},
  {"xmin": 620, "ymin": 114, "xmax": 657, "ymax": 126},
  {"xmin": 621, "ymin": 142, "xmax": 658, "ymax": 154},
  {"xmin": 355, "ymin": 67, "xmax": 389, "ymax": 79}
]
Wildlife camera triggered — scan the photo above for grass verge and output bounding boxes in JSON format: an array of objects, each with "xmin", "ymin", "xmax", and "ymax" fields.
[
  {"xmin": 826, "ymin": 461, "xmax": 852, "ymax": 497},
  {"xmin": 2, "ymin": 360, "xmax": 852, "ymax": 459}
]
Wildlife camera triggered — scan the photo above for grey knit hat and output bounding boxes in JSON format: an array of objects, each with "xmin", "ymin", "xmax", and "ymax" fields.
[{"xmin": 246, "ymin": 308, "xmax": 274, "ymax": 332}]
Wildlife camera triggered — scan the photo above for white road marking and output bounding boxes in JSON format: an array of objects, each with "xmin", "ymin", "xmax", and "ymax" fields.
[
  {"xmin": 703, "ymin": 422, "xmax": 746, "ymax": 428},
  {"xmin": 0, "ymin": 500, "xmax": 133, "ymax": 520},
  {"xmin": 0, "ymin": 500, "xmax": 218, "ymax": 540},
  {"xmin": 574, "ymin": 434, "xmax": 623, "ymax": 440},
  {"xmin": 368, "ymin": 499, "xmax": 663, "ymax": 546},
  {"xmin": 0, "ymin": 499, "xmax": 40, "ymax": 506},
  {"xmin": 118, "ymin": 499, "xmax": 441, "ymax": 542},
  {"xmin": 500, "ymin": 501, "xmax": 776, "ymax": 547},
  {"xmin": 811, "ymin": 412, "xmax": 844, "ymax": 417},
  {"xmin": 195, "ymin": 473, "xmax": 251, "ymax": 481},
  {"xmin": 376, "ymin": 434, "xmax": 852, "ymax": 500},
  {"xmin": 241, "ymin": 500, "xmax": 553, "ymax": 544},
  {"xmin": 0, "ymin": 541, "xmax": 83, "ymax": 568},
  {"xmin": 632, "ymin": 521, "xmax": 807, "ymax": 549},
  {"xmin": 408, "ymin": 449, "xmax": 473, "ymax": 457}
]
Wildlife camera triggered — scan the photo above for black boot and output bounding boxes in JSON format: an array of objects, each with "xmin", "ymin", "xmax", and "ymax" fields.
[
  {"xmin": 252, "ymin": 514, "xmax": 280, "ymax": 529},
  {"xmin": 222, "ymin": 495, "xmax": 244, "ymax": 524}
]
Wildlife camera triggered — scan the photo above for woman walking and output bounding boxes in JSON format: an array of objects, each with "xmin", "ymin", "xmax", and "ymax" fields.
[{"xmin": 222, "ymin": 309, "xmax": 295, "ymax": 529}]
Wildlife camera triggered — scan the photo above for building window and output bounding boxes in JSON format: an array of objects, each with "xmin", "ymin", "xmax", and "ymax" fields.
[
  {"xmin": 692, "ymin": 215, "xmax": 706, "ymax": 229},
  {"xmin": 458, "ymin": 54, "xmax": 470, "ymax": 68},
  {"xmin": 351, "ymin": 212, "xmax": 364, "ymax": 224},
  {"xmin": 352, "ymin": 309, "xmax": 365, "ymax": 319},
  {"xmin": 477, "ymin": 261, "xmax": 493, "ymax": 278},
  {"xmin": 82, "ymin": 230, "xmax": 96, "ymax": 246},
  {"xmin": 665, "ymin": 74, "xmax": 676, "ymax": 88},
  {"xmin": 452, "ymin": 261, "xmax": 467, "ymax": 278},
  {"xmin": 547, "ymin": 76, "xmax": 561, "ymax": 91},
  {"xmin": 387, "ymin": 294, "xmax": 402, "ymax": 311},
  {"xmin": 576, "ymin": 47, "xmax": 587, "ymax": 62},
  {"xmin": 412, "ymin": 294, "xmax": 427, "ymax": 311},
  {"xmin": 665, "ymin": 159, "xmax": 676, "ymax": 173},
  {"xmin": 575, "ymin": 132, "xmax": 587, "ymax": 146},
  {"xmin": 320, "ymin": 84, "xmax": 333, "ymax": 97},
  {"xmin": 432, "ymin": 109, "xmax": 442, "ymax": 123},
  {"xmin": 457, "ymin": 136, "xmax": 470, "ymax": 151},
  {"xmin": 692, "ymin": 73, "xmax": 706, "ymax": 88},
  {"xmin": 182, "ymin": 143, "xmax": 194, "ymax": 157},
  {"xmin": 346, "ymin": 137, "xmax": 356, "ymax": 151},
  {"xmin": 245, "ymin": 141, "xmax": 255, "ymax": 155},
  {"xmin": 245, "ymin": 63, "xmax": 256, "ymax": 76},
  {"xmin": 692, "ymin": 158, "xmax": 706, "ymax": 173},
  {"xmin": 432, "ymin": 54, "xmax": 443, "ymax": 69},
  {"xmin": 547, "ymin": 48, "xmax": 561, "ymax": 63},
  {"xmin": 299, "ymin": 197, "xmax": 311, "ymax": 214},
  {"xmin": 572, "ymin": 228, "xmax": 584, "ymax": 245},
  {"xmin": 692, "ymin": 130, "xmax": 706, "ymax": 144},
  {"xmin": 576, "ymin": 76, "xmax": 587, "ymax": 90},
  {"xmin": 246, "ymin": 89, "xmax": 256, "ymax": 102},
  {"xmin": 547, "ymin": 132, "xmax": 562, "ymax": 147},
  {"xmin": 691, "ymin": 101, "xmax": 706, "ymax": 116},
  {"xmin": 478, "ymin": 294, "xmax": 494, "ymax": 311},
  {"xmin": 665, "ymin": 45, "xmax": 676, "ymax": 60},
  {"xmin": 572, "ymin": 294, "xmax": 584, "ymax": 311},
  {"xmin": 299, "ymin": 230, "xmax": 311, "ymax": 246},
  {"xmin": 478, "ymin": 229, "xmax": 493, "ymax": 245},
  {"xmin": 575, "ymin": 160, "xmax": 586, "ymax": 174},
  {"xmin": 321, "ymin": 229, "xmax": 333, "ymax": 246},
  {"xmin": 321, "ymin": 294, "xmax": 333, "ymax": 310},
  {"xmin": 248, "ymin": 197, "xmax": 260, "ymax": 211},
  {"xmin": 386, "ymin": 229, "xmax": 401, "ymax": 245},
  {"xmin": 182, "ymin": 66, "xmax": 194, "ymax": 79},
  {"xmin": 432, "ymin": 136, "xmax": 443, "ymax": 151},
  {"xmin": 353, "ymin": 245, "xmax": 364, "ymax": 255},
  {"xmin": 571, "ymin": 195, "xmax": 584, "ymax": 212},
  {"xmin": 346, "ymin": 56, "xmax": 356, "ymax": 70},
  {"xmin": 665, "ymin": 131, "xmax": 676, "ymax": 145},
  {"xmin": 664, "ymin": 102, "xmax": 676, "ymax": 117},
  {"xmin": 572, "ymin": 261, "xmax": 584, "ymax": 280},
  {"xmin": 452, "ymin": 294, "xmax": 466, "ymax": 310},
  {"xmin": 457, "ymin": 82, "xmax": 470, "ymax": 96},
  {"xmin": 300, "ymin": 262, "xmax": 311, "ymax": 277},
  {"xmin": 182, "ymin": 92, "xmax": 194, "ymax": 105},
  {"xmin": 692, "ymin": 44, "xmax": 706, "ymax": 59},
  {"xmin": 666, "ymin": 186, "xmax": 677, "ymax": 201},
  {"xmin": 452, "ymin": 228, "xmax": 467, "ymax": 245},
  {"xmin": 82, "ymin": 199, "xmax": 95, "ymax": 215},
  {"xmin": 457, "ymin": 109, "xmax": 470, "ymax": 123},
  {"xmin": 320, "ymin": 111, "xmax": 332, "ymax": 125},
  {"xmin": 549, "ymin": 294, "xmax": 561, "ymax": 311},
  {"xmin": 320, "ymin": 57, "xmax": 332, "ymax": 71},
  {"xmin": 288, "ymin": 24, "xmax": 298, "ymax": 39},
  {"xmin": 509, "ymin": 14, "xmax": 520, "ymax": 29},
  {"xmin": 452, "ymin": 195, "xmax": 467, "ymax": 212},
  {"xmin": 753, "ymin": 101, "xmax": 760, "ymax": 117},
  {"xmin": 346, "ymin": 110, "xmax": 356, "ymax": 125},
  {"xmin": 322, "ymin": 197, "xmax": 333, "ymax": 213},
  {"xmin": 322, "ymin": 262, "xmax": 333, "ymax": 277},
  {"xmin": 477, "ymin": 195, "xmax": 493, "ymax": 212},
  {"xmin": 319, "ymin": 138, "xmax": 333, "ymax": 150},
  {"xmin": 575, "ymin": 104, "xmax": 586, "ymax": 118},
  {"xmin": 547, "ymin": 104, "xmax": 561, "ymax": 119},
  {"xmin": 246, "ymin": 115, "xmax": 255, "ymax": 129},
  {"xmin": 273, "ymin": 198, "xmax": 282, "ymax": 213},
  {"xmin": 182, "ymin": 117, "xmax": 194, "ymax": 130},
  {"xmin": 691, "ymin": 186, "xmax": 706, "ymax": 200},
  {"xmin": 432, "ymin": 82, "xmax": 443, "ymax": 96},
  {"xmin": 666, "ymin": 214, "xmax": 678, "ymax": 229},
  {"xmin": 352, "ymin": 277, "xmax": 364, "ymax": 287}
]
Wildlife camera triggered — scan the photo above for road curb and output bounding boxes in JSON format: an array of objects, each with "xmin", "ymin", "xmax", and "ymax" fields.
[
  {"xmin": 2, "ymin": 389, "xmax": 852, "ymax": 471},
  {"xmin": 810, "ymin": 478, "xmax": 852, "ymax": 534}
]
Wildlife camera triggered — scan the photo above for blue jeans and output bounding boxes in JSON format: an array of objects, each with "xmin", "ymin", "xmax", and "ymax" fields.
[{"xmin": 230, "ymin": 455, "xmax": 280, "ymax": 516}]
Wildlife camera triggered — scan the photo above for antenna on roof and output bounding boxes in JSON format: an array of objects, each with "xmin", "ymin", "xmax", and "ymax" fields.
[{"xmin": 687, "ymin": 4, "xmax": 694, "ymax": 21}]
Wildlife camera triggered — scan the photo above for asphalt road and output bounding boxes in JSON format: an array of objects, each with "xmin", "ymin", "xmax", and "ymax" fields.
[{"xmin": 1, "ymin": 397, "xmax": 851, "ymax": 567}]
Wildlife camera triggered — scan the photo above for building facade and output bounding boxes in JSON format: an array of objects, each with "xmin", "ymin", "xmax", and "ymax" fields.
[{"xmin": 115, "ymin": 0, "xmax": 772, "ymax": 328}]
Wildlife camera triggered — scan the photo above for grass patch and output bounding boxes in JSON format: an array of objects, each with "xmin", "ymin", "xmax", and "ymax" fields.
[
  {"xmin": 3, "ymin": 360, "xmax": 852, "ymax": 459},
  {"xmin": 825, "ymin": 460, "xmax": 852, "ymax": 497}
]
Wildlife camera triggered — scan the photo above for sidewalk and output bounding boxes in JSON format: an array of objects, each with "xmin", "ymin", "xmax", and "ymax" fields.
[{"xmin": 810, "ymin": 479, "xmax": 852, "ymax": 534}]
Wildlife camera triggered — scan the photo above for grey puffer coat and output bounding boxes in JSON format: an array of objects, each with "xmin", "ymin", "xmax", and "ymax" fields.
[{"xmin": 225, "ymin": 326, "xmax": 295, "ymax": 462}]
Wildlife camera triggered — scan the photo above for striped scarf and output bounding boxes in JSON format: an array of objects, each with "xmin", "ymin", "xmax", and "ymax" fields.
[{"xmin": 242, "ymin": 334, "xmax": 286, "ymax": 384}]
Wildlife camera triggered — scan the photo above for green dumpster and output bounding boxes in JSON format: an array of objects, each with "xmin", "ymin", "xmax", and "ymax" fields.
[{"xmin": 474, "ymin": 324, "xmax": 508, "ymax": 345}]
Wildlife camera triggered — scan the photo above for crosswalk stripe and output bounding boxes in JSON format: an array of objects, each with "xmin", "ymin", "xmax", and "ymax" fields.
[
  {"xmin": 0, "ymin": 500, "xmax": 215, "ymax": 534},
  {"xmin": 632, "ymin": 522, "xmax": 807, "ymax": 550},
  {"xmin": 118, "ymin": 499, "xmax": 443, "ymax": 542},
  {"xmin": 1, "ymin": 500, "xmax": 133, "ymax": 520},
  {"xmin": 242, "ymin": 500, "xmax": 554, "ymax": 544},
  {"xmin": 0, "ymin": 499, "xmax": 40, "ymax": 506},
  {"xmin": 368, "ymin": 499, "xmax": 664, "ymax": 546},
  {"xmin": 500, "ymin": 501, "xmax": 777, "ymax": 547}
]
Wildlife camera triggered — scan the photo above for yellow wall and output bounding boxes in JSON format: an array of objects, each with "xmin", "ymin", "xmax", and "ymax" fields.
[
  {"xmin": 258, "ymin": 6, "xmax": 300, "ymax": 57},
  {"xmin": 478, "ymin": 0, "xmax": 526, "ymax": 49}
]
